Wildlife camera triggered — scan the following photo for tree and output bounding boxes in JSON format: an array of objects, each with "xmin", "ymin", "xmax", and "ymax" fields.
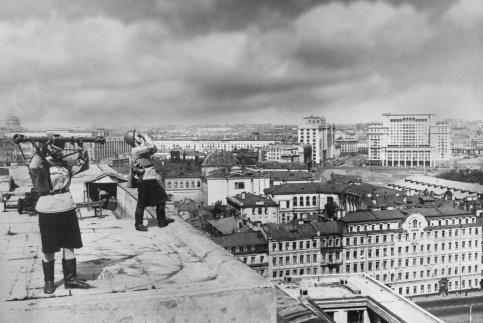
[{"xmin": 324, "ymin": 201, "xmax": 338, "ymax": 220}]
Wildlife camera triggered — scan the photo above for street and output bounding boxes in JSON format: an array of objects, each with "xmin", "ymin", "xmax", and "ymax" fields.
[{"xmin": 417, "ymin": 295, "xmax": 483, "ymax": 323}]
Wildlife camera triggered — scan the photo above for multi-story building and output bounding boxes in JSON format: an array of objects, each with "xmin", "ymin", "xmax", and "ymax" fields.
[
  {"xmin": 262, "ymin": 223, "xmax": 322, "ymax": 279},
  {"xmin": 212, "ymin": 232, "xmax": 269, "ymax": 277},
  {"xmin": 153, "ymin": 139, "xmax": 277, "ymax": 153},
  {"xmin": 202, "ymin": 168, "xmax": 271, "ymax": 205},
  {"xmin": 264, "ymin": 182, "xmax": 345, "ymax": 223},
  {"xmin": 341, "ymin": 207, "xmax": 481, "ymax": 297},
  {"xmin": 258, "ymin": 143, "xmax": 305, "ymax": 163},
  {"xmin": 368, "ymin": 114, "xmax": 451, "ymax": 167},
  {"xmin": 334, "ymin": 138, "xmax": 359, "ymax": 154},
  {"xmin": 298, "ymin": 115, "xmax": 335, "ymax": 165},
  {"xmin": 226, "ymin": 192, "xmax": 279, "ymax": 225}
]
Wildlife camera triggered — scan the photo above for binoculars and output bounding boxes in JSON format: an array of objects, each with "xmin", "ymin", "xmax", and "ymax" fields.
[{"xmin": 13, "ymin": 134, "xmax": 106, "ymax": 145}]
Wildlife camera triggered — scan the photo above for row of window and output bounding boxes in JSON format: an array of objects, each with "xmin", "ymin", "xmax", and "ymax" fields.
[
  {"xmin": 346, "ymin": 242, "xmax": 480, "ymax": 259},
  {"xmin": 346, "ymin": 228, "xmax": 479, "ymax": 245},
  {"xmin": 291, "ymin": 196, "xmax": 334, "ymax": 207},
  {"xmin": 166, "ymin": 180, "xmax": 201, "ymax": 189},
  {"xmin": 398, "ymin": 279, "xmax": 478, "ymax": 297},
  {"xmin": 272, "ymin": 254, "xmax": 318, "ymax": 267},
  {"xmin": 271, "ymin": 240, "xmax": 317, "ymax": 251},
  {"xmin": 346, "ymin": 251, "xmax": 479, "ymax": 264},
  {"xmin": 346, "ymin": 260, "xmax": 478, "ymax": 275},
  {"xmin": 272, "ymin": 267, "xmax": 319, "ymax": 278},
  {"xmin": 348, "ymin": 219, "xmax": 478, "ymax": 233}
]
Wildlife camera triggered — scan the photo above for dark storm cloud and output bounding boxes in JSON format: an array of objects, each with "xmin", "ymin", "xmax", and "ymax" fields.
[{"xmin": 0, "ymin": 0, "xmax": 482, "ymax": 127}]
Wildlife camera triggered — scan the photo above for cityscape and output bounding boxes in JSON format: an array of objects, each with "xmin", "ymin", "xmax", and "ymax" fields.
[{"xmin": 1, "ymin": 1, "xmax": 483, "ymax": 323}]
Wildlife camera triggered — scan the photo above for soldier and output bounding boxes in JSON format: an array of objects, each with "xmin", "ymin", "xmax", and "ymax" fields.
[
  {"xmin": 124, "ymin": 130, "xmax": 173, "ymax": 231},
  {"xmin": 29, "ymin": 137, "xmax": 91, "ymax": 294}
]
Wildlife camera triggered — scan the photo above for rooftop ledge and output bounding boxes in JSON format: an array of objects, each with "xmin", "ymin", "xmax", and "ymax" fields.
[{"xmin": 0, "ymin": 180, "xmax": 276, "ymax": 322}]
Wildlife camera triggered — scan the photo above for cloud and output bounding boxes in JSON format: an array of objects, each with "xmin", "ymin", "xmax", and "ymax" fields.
[{"xmin": 0, "ymin": 0, "xmax": 482, "ymax": 128}]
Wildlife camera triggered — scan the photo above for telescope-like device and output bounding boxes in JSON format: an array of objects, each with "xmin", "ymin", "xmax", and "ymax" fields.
[{"xmin": 13, "ymin": 134, "xmax": 106, "ymax": 145}]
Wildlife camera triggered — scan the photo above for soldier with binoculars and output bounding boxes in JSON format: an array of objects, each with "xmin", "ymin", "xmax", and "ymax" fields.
[{"xmin": 124, "ymin": 130, "xmax": 173, "ymax": 231}]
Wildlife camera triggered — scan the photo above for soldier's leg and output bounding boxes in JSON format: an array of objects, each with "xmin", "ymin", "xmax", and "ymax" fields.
[
  {"xmin": 42, "ymin": 252, "xmax": 55, "ymax": 294},
  {"xmin": 62, "ymin": 248, "xmax": 90, "ymax": 289}
]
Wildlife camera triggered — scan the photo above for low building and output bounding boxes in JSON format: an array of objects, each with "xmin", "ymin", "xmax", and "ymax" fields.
[
  {"xmin": 212, "ymin": 232, "xmax": 269, "ymax": 277},
  {"xmin": 227, "ymin": 192, "xmax": 279, "ymax": 226},
  {"xmin": 202, "ymin": 168, "xmax": 271, "ymax": 206},
  {"xmin": 259, "ymin": 144, "xmax": 304, "ymax": 164},
  {"xmin": 206, "ymin": 216, "xmax": 242, "ymax": 237}
]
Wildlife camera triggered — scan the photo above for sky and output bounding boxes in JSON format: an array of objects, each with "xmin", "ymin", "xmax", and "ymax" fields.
[{"xmin": 0, "ymin": 0, "xmax": 482, "ymax": 128}]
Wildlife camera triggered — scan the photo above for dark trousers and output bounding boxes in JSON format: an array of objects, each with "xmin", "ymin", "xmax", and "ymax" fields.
[{"xmin": 135, "ymin": 201, "xmax": 166, "ymax": 226}]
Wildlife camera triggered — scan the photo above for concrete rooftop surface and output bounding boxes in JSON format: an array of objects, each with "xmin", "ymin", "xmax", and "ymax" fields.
[{"xmin": 0, "ymin": 166, "xmax": 276, "ymax": 322}]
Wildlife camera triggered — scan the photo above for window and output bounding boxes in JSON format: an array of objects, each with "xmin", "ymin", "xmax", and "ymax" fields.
[
  {"xmin": 235, "ymin": 182, "xmax": 245, "ymax": 189},
  {"xmin": 299, "ymin": 197, "xmax": 304, "ymax": 206},
  {"xmin": 306, "ymin": 196, "xmax": 310, "ymax": 206},
  {"xmin": 312, "ymin": 196, "xmax": 316, "ymax": 205},
  {"xmin": 293, "ymin": 197, "xmax": 297, "ymax": 206}
]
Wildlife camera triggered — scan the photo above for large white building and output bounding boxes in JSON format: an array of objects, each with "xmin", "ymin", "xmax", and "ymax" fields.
[
  {"xmin": 368, "ymin": 113, "xmax": 451, "ymax": 167},
  {"xmin": 153, "ymin": 139, "xmax": 277, "ymax": 153},
  {"xmin": 298, "ymin": 116, "xmax": 335, "ymax": 165}
]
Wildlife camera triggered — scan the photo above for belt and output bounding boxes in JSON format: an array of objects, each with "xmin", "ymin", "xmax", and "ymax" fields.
[{"xmin": 40, "ymin": 188, "xmax": 70, "ymax": 196}]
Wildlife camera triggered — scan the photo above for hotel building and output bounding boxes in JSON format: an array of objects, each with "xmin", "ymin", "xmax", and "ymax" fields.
[{"xmin": 368, "ymin": 113, "xmax": 451, "ymax": 167}]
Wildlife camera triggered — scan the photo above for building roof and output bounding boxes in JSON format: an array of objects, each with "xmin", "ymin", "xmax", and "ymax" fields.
[
  {"xmin": 263, "ymin": 223, "xmax": 316, "ymax": 241},
  {"xmin": 264, "ymin": 182, "xmax": 347, "ymax": 195},
  {"xmin": 156, "ymin": 161, "xmax": 202, "ymax": 178},
  {"xmin": 311, "ymin": 221, "xmax": 345, "ymax": 235},
  {"xmin": 406, "ymin": 175, "xmax": 483, "ymax": 194},
  {"xmin": 212, "ymin": 232, "xmax": 266, "ymax": 248},
  {"xmin": 206, "ymin": 168, "xmax": 269, "ymax": 179},
  {"xmin": 227, "ymin": 193, "xmax": 278, "ymax": 208},
  {"xmin": 206, "ymin": 216, "xmax": 240, "ymax": 235},
  {"xmin": 269, "ymin": 171, "xmax": 314, "ymax": 182},
  {"xmin": 202, "ymin": 150, "xmax": 239, "ymax": 167},
  {"xmin": 342, "ymin": 206, "xmax": 472, "ymax": 224}
]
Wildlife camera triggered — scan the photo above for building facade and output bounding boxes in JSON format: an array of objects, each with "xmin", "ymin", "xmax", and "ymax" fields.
[
  {"xmin": 153, "ymin": 139, "xmax": 277, "ymax": 153},
  {"xmin": 342, "ymin": 207, "xmax": 481, "ymax": 297},
  {"xmin": 298, "ymin": 116, "xmax": 335, "ymax": 165},
  {"xmin": 258, "ymin": 143, "xmax": 305, "ymax": 163},
  {"xmin": 226, "ymin": 192, "xmax": 279, "ymax": 225},
  {"xmin": 368, "ymin": 114, "xmax": 451, "ymax": 167}
]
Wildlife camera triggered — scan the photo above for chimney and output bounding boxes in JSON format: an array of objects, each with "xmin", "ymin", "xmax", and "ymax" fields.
[{"xmin": 241, "ymin": 192, "xmax": 246, "ymax": 199}]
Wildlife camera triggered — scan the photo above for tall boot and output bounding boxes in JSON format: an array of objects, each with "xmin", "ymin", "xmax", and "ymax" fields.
[
  {"xmin": 42, "ymin": 260, "xmax": 55, "ymax": 294},
  {"xmin": 156, "ymin": 203, "xmax": 173, "ymax": 227},
  {"xmin": 62, "ymin": 258, "xmax": 90, "ymax": 289}
]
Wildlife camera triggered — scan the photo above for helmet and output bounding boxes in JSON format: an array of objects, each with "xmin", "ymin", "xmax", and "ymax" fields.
[{"xmin": 124, "ymin": 129, "xmax": 136, "ymax": 146}]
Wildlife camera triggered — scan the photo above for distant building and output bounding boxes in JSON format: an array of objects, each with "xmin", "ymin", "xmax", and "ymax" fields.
[
  {"xmin": 258, "ymin": 143, "xmax": 304, "ymax": 163},
  {"xmin": 368, "ymin": 114, "xmax": 451, "ymax": 167},
  {"xmin": 298, "ymin": 116, "xmax": 335, "ymax": 164},
  {"xmin": 94, "ymin": 137, "xmax": 131, "ymax": 162},
  {"xmin": 268, "ymin": 170, "xmax": 314, "ymax": 186},
  {"xmin": 3, "ymin": 115, "xmax": 21, "ymax": 130},
  {"xmin": 201, "ymin": 150, "xmax": 239, "ymax": 176},
  {"xmin": 153, "ymin": 139, "xmax": 277, "ymax": 153},
  {"xmin": 334, "ymin": 138, "xmax": 358, "ymax": 154},
  {"xmin": 205, "ymin": 216, "xmax": 242, "ymax": 237}
]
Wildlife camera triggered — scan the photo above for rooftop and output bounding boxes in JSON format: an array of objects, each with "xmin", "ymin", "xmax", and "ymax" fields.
[
  {"xmin": 228, "ymin": 192, "xmax": 278, "ymax": 208},
  {"xmin": 277, "ymin": 275, "xmax": 443, "ymax": 323},
  {"xmin": 202, "ymin": 150, "xmax": 239, "ymax": 167},
  {"xmin": 212, "ymin": 231, "xmax": 267, "ymax": 248},
  {"xmin": 405, "ymin": 175, "xmax": 483, "ymax": 194},
  {"xmin": 0, "ymin": 165, "xmax": 276, "ymax": 322}
]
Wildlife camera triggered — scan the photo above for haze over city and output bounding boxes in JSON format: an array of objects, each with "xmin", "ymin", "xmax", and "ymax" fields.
[{"xmin": 1, "ymin": 0, "xmax": 482, "ymax": 128}]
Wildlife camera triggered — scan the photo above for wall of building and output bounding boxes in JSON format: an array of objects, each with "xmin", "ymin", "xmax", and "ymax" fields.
[{"xmin": 204, "ymin": 177, "xmax": 271, "ymax": 205}]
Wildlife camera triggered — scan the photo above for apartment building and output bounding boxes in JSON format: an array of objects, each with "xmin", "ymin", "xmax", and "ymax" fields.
[
  {"xmin": 298, "ymin": 115, "xmax": 335, "ymax": 165},
  {"xmin": 341, "ymin": 207, "xmax": 481, "ymax": 297},
  {"xmin": 213, "ymin": 232, "xmax": 269, "ymax": 277},
  {"xmin": 226, "ymin": 192, "xmax": 279, "ymax": 225},
  {"xmin": 262, "ymin": 223, "xmax": 322, "ymax": 278},
  {"xmin": 368, "ymin": 114, "xmax": 451, "ymax": 167}
]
